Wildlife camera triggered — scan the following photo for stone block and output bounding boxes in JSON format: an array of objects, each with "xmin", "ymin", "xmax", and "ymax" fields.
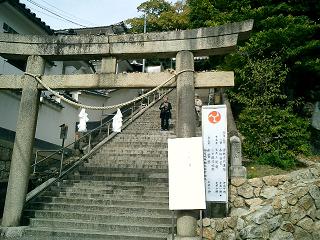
[
  {"xmin": 221, "ymin": 228, "xmax": 236, "ymax": 240},
  {"xmin": 270, "ymin": 229, "xmax": 294, "ymax": 240},
  {"xmin": 287, "ymin": 194, "xmax": 298, "ymax": 205},
  {"xmin": 292, "ymin": 186, "xmax": 309, "ymax": 199},
  {"xmin": 289, "ymin": 206, "xmax": 307, "ymax": 224},
  {"xmin": 245, "ymin": 198, "xmax": 263, "ymax": 207},
  {"xmin": 309, "ymin": 185, "xmax": 320, "ymax": 201},
  {"xmin": 230, "ymin": 208, "xmax": 249, "ymax": 217},
  {"xmin": 248, "ymin": 178, "xmax": 264, "ymax": 188},
  {"xmin": 280, "ymin": 221, "xmax": 295, "ymax": 233},
  {"xmin": 229, "ymin": 166, "xmax": 247, "ymax": 178},
  {"xmin": 231, "ymin": 178, "xmax": 246, "ymax": 187},
  {"xmin": 263, "ymin": 175, "xmax": 280, "ymax": 187},
  {"xmin": 239, "ymin": 224, "xmax": 269, "ymax": 239},
  {"xmin": 214, "ymin": 219, "xmax": 227, "ymax": 232},
  {"xmin": 306, "ymin": 204, "xmax": 317, "ymax": 220},
  {"xmin": 233, "ymin": 197, "xmax": 245, "ymax": 208},
  {"xmin": 267, "ymin": 215, "xmax": 283, "ymax": 232},
  {"xmin": 298, "ymin": 194, "xmax": 314, "ymax": 210},
  {"xmin": 297, "ymin": 217, "xmax": 314, "ymax": 231},
  {"xmin": 260, "ymin": 186, "xmax": 278, "ymax": 199},
  {"xmin": 0, "ymin": 161, "xmax": 5, "ymax": 171},
  {"xmin": 253, "ymin": 187, "xmax": 262, "ymax": 197},
  {"xmin": 245, "ymin": 205, "xmax": 274, "ymax": 225},
  {"xmin": 293, "ymin": 226, "xmax": 313, "ymax": 240},
  {"xmin": 225, "ymin": 216, "xmax": 238, "ymax": 229},
  {"xmin": 235, "ymin": 218, "xmax": 245, "ymax": 231},
  {"xmin": 202, "ymin": 218, "xmax": 211, "ymax": 227},
  {"xmin": 237, "ymin": 184, "xmax": 254, "ymax": 199},
  {"xmin": 312, "ymin": 221, "xmax": 320, "ymax": 240}
]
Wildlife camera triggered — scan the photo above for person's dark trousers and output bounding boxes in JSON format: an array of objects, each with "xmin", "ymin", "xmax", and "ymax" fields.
[{"xmin": 161, "ymin": 117, "xmax": 169, "ymax": 130}]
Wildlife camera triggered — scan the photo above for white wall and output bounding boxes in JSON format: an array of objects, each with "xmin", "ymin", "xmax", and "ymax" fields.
[
  {"xmin": 0, "ymin": 3, "xmax": 140, "ymax": 149},
  {"xmin": 0, "ymin": 2, "xmax": 48, "ymax": 35}
]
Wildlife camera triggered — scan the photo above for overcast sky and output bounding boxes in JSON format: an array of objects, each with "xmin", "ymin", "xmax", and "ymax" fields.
[{"xmin": 19, "ymin": 0, "xmax": 177, "ymax": 30}]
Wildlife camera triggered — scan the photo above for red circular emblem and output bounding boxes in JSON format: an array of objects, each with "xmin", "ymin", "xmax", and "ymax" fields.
[{"xmin": 208, "ymin": 111, "xmax": 221, "ymax": 124}]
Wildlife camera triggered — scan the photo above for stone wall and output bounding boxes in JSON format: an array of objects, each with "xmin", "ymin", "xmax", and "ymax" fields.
[
  {"xmin": 198, "ymin": 163, "xmax": 320, "ymax": 239},
  {"xmin": 0, "ymin": 146, "xmax": 11, "ymax": 181}
]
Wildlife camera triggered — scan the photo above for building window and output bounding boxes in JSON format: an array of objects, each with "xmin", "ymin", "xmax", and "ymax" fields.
[{"xmin": 3, "ymin": 23, "xmax": 18, "ymax": 34}]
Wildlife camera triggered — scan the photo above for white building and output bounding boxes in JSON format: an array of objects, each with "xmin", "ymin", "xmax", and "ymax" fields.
[{"xmin": 0, "ymin": 0, "xmax": 139, "ymax": 152}]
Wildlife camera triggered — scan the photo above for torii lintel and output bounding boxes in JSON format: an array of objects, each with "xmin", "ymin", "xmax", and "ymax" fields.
[
  {"xmin": 0, "ymin": 20, "xmax": 253, "ymax": 60},
  {"xmin": 0, "ymin": 71, "xmax": 234, "ymax": 90}
]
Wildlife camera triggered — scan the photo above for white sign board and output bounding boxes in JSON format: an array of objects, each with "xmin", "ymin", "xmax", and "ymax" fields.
[
  {"xmin": 202, "ymin": 105, "xmax": 228, "ymax": 202},
  {"xmin": 168, "ymin": 137, "xmax": 206, "ymax": 210}
]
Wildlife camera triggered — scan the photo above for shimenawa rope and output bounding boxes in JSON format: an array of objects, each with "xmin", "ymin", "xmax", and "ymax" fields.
[{"xmin": 25, "ymin": 70, "xmax": 194, "ymax": 110}]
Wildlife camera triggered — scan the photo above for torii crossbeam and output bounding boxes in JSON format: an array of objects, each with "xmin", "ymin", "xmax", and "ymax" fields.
[{"xmin": 0, "ymin": 20, "xmax": 253, "ymax": 237}]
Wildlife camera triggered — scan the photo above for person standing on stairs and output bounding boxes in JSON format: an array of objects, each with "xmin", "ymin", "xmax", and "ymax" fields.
[
  {"xmin": 159, "ymin": 95, "xmax": 172, "ymax": 131},
  {"xmin": 195, "ymin": 93, "xmax": 203, "ymax": 127}
]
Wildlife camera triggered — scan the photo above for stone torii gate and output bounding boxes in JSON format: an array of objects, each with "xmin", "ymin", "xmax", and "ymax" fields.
[{"xmin": 0, "ymin": 20, "xmax": 253, "ymax": 237}]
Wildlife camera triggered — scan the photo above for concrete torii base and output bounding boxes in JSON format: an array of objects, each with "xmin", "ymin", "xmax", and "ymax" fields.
[
  {"xmin": 0, "ymin": 226, "xmax": 27, "ymax": 239},
  {"xmin": 167, "ymin": 235, "xmax": 201, "ymax": 240}
]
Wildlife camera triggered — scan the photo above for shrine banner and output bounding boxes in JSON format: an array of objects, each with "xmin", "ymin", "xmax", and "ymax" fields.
[{"xmin": 201, "ymin": 105, "xmax": 228, "ymax": 203}]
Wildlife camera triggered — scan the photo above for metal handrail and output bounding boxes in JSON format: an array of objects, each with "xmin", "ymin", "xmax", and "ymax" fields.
[
  {"xmin": 32, "ymin": 102, "xmax": 139, "ymax": 169},
  {"xmin": 26, "ymin": 88, "xmax": 172, "ymax": 203},
  {"xmin": 31, "ymin": 90, "xmax": 166, "ymax": 175}
]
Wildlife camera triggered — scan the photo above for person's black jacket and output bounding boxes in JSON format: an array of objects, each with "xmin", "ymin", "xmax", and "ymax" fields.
[{"xmin": 159, "ymin": 102, "xmax": 172, "ymax": 119}]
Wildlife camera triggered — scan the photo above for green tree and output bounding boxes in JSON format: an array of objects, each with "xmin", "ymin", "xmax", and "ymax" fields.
[
  {"xmin": 188, "ymin": 0, "xmax": 319, "ymax": 167},
  {"xmin": 126, "ymin": 0, "xmax": 189, "ymax": 33}
]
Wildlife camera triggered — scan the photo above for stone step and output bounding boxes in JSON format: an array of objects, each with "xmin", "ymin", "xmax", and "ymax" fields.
[
  {"xmin": 24, "ymin": 209, "xmax": 172, "ymax": 225},
  {"xmin": 117, "ymin": 130, "xmax": 175, "ymax": 135},
  {"xmin": 97, "ymin": 148, "xmax": 168, "ymax": 155},
  {"xmin": 84, "ymin": 163, "xmax": 168, "ymax": 170},
  {"xmin": 36, "ymin": 196, "xmax": 169, "ymax": 208},
  {"xmin": 77, "ymin": 167, "xmax": 168, "ymax": 174},
  {"xmin": 89, "ymin": 160, "xmax": 168, "ymax": 168},
  {"xmin": 22, "ymin": 91, "xmax": 177, "ymax": 239},
  {"xmin": 89, "ymin": 155, "xmax": 169, "ymax": 162},
  {"xmin": 22, "ymin": 227, "xmax": 168, "ymax": 240},
  {"xmin": 61, "ymin": 179, "xmax": 169, "ymax": 190},
  {"xmin": 113, "ymin": 134, "xmax": 174, "ymax": 141},
  {"xmin": 93, "ymin": 152, "xmax": 168, "ymax": 158},
  {"xmin": 29, "ymin": 218, "xmax": 171, "ymax": 234},
  {"xmin": 67, "ymin": 174, "xmax": 168, "ymax": 183},
  {"xmin": 45, "ymin": 190, "xmax": 169, "ymax": 201},
  {"xmin": 106, "ymin": 142, "xmax": 168, "ymax": 148},
  {"xmin": 28, "ymin": 202, "xmax": 171, "ymax": 216},
  {"xmin": 49, "ymin": 186, "xmax": 169, "ymax": 197}
]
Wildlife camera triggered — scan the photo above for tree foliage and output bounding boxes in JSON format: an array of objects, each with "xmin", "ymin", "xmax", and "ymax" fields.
[
  {"xmin": 126, "ymin": 0, "xmax": 320, "ymax": 168},
  {"xmin": 126, "ymin": 0, "xmax": 189, "ymax": 33}
]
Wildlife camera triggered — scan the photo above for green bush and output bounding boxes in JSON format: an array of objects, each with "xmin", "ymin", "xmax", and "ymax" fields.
[
  {"xmin": 257, "ymin": 152, "xmax": 296, "ymax": 170},
  {"xmin": 238, "ymin": 106, "xmax": 311, "ymax": 169}
]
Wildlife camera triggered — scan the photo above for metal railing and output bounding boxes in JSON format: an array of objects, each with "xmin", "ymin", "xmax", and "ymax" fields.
[{"xmin": 29, "ymin": 89, "xmax": 169, "ymax": 193}]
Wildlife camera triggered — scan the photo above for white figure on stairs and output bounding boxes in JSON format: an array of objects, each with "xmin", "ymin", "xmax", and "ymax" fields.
[
  {"xmin": 112, "ymin": 108, "xmax": 123, "ymax": 133},
  {"xmin": 78, "ymin": 108, "xmax": 89, "ymax": 132}
]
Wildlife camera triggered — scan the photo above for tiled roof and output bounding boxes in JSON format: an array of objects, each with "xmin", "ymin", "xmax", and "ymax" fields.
[
  {"xmin": 55, "ymin": 22, "xmax": 128, "ymax": 36},
  {"xmin": 0, "ymin": 0, "xmax": 54, "ymax": 34}
]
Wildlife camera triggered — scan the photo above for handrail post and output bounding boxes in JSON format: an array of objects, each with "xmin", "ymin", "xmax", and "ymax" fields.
[
  {"xmin": 131, "ymin": 107, "xmax": 134, "ymax": 121},
  {"xmin": 88, "ymin": 134, "xmax": 92, "ymax": 152},
  {"xmin": 59, "ymin": 139, "xmax": 65, "ymax": 176},
  {"xmin": 33, "ymin": 151, "xmax": 38, "ymax": 174}
]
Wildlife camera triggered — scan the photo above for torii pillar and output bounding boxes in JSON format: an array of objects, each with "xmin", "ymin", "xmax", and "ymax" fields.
[
  {"xmin": 2, "ymin": 56, "xmax": 45, "ymax": 226},
  {"xmin": 175, "ymin": 51, "xmax": 199, "ymax": 237}
]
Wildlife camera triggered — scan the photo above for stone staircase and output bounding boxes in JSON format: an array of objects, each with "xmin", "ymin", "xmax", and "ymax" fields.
[{"xmin": 21, "ymin": 93, "xmax": 177, "ymax": 239}]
